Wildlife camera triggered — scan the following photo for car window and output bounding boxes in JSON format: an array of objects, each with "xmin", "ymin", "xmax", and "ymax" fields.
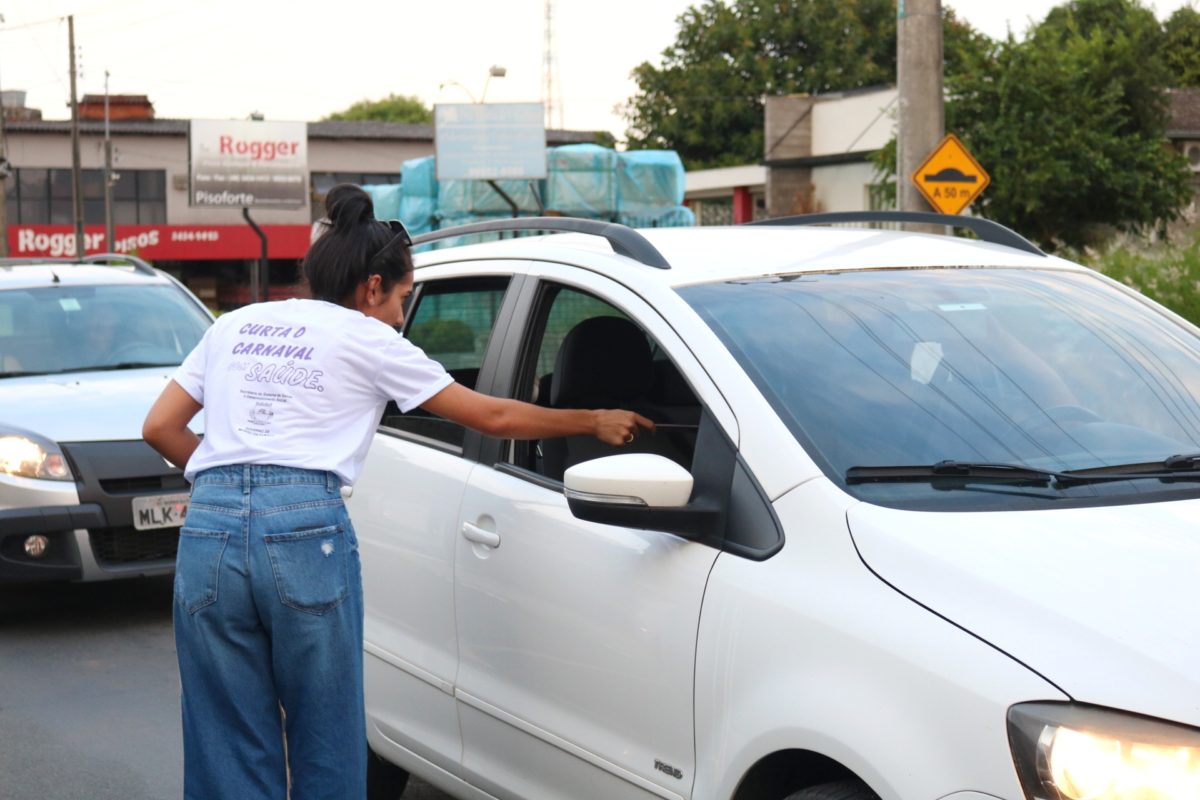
[
  {"xmin": 380, "ymin": 276, "xmax": 510, "ymax": 450},
  {"xmin": 683, "ymin": 268, "xmax": 1200, "ymax": 511},
  {"xmin": 509, "ymin": 284, "xmax": 703, "ymax": 482},
  {"xmin": 0, "ymin": 283, "xmax": 210, "ymax": 377}
]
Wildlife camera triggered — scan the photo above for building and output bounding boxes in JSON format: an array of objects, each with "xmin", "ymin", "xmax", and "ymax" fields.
[
  {"xmin": 1, "ymin": 95, "xmax": 596, "ymax": 308},
  {"xmin": 683, "ymin": 86, "xmax": 896, "ymax": 223}
]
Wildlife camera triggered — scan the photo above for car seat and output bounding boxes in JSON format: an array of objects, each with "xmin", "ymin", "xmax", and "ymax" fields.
[{"xmin": 541, "ymin": 316, "xmax": 685, "ymax": 482}]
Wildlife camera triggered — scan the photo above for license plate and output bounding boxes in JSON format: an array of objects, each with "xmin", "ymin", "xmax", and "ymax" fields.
[{"xmin": 132, "ymin": 492, "xmax": 189, "ymax": 531}]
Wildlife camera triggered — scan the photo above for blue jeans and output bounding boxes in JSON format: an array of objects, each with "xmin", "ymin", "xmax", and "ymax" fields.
[{"xmin": 174, "ymin": 465, "xmax": 365, "ymax": 800}]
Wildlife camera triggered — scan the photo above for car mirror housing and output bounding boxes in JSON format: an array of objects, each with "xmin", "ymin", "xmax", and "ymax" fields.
[
  {"xmin": 564, "ymin": 454, "xmax": 723, "ymax": 540},
  {"xmin": 564, "ymin": 453, "xmax": 694, "ymax": 508}
]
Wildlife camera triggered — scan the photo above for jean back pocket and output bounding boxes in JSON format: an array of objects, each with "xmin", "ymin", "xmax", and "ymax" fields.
[
  {"xmin": 175, "ymin": 528, "xmax": 230, "ymax": 614},
  {"xmin": 263, "ymin": 524, "xmax": 349, "ymax": 615}
]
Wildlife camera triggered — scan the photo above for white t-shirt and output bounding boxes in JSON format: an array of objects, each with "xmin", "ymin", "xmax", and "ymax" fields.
[{"xmin": 174, "ymin": 298, "xmax": 452, "ymax": 484}]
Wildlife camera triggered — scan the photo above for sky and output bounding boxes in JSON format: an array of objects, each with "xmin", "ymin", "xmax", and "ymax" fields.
[{"xmin": 0, "ymin": 0, "xmax": 1195, "ymax": 139}]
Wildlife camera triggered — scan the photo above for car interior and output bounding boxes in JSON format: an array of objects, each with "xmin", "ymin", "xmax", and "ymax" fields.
[
  {"xmin": 514, "ymin": 287, "xmax": 702, "ymax": 482},
  {"xmin": 379, "ymin": 280, "xmax": 704, "ymax": 484}
]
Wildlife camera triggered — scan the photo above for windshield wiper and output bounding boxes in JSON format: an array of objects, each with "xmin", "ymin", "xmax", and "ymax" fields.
[
  {"xmin": 846, "ymin": 461, "xmax": 1060, "ymax": 486},
  {"xmin": 847, "ymin": 457, "xmax": 1200, "ymax": 488},
  {"xmin": 1059, "ymin": 453, "xmax": 1200, "ymax": 483}
]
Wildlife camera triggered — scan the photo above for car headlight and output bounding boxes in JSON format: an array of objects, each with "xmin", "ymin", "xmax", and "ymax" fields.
[
  {"xmin": 1009, "ymin": 703, "xmax": 1200, "ymax": 800},
  {"xmin": 0, "ymin": 426, "xmax": 73, "ymax": 481}
]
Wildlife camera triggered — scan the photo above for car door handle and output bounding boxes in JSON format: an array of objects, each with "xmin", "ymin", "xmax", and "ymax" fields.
[{"xmin": 461, "ymin": 521, "xmax": 500, "ymax": 549}]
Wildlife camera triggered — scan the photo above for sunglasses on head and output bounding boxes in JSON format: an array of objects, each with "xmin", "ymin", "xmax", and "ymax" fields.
[{"xmin": 367, "ymin": 219, "xmax": 413, "ymax": 271}]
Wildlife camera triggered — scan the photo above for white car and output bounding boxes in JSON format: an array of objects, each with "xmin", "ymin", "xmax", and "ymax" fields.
[
  {"xmin": 0, "ymin": 255, "xmax": 211, "ymax": 583},
  {"xmin": 350, "ymin": 214, "xmax": 1200, "ymax": 800}
]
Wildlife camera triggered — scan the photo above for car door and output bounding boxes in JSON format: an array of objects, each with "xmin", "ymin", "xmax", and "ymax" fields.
[
  {"xmin": 452, "ymin": 265, "xmax": 739, "ymax": 800},
  {"xmin": 352, "ymin": 269, "xmax": 523, "ymax": 777}
]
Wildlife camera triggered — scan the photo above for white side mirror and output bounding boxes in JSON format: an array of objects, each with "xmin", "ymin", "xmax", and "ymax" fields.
[{"xmin": 564, "ymin": 453, "xmax": 694, "ymax": 509}]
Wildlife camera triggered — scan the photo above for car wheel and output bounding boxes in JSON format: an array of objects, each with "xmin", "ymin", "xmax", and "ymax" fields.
[
  {"xmin": 367, "ymin": 748, "xmax": 410, "ymax": 799},
  {"xmin": 783, "ymin": 779, "xmax": 879, "ymax": 800}
]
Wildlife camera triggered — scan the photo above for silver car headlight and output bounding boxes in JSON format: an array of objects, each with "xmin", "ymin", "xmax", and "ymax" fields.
[
  {"xmin": 1009, "ymin": 703, "xmax": 1200, "ymax": 800},
  {"xmin": 0, "ymin": 426, "xmax": 73, "ymax": 481}
]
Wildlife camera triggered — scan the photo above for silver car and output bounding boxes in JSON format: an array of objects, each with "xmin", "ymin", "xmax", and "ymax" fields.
[{"xmin": 0, "ymin": 254, "xmax": 212, "ymax": 583}]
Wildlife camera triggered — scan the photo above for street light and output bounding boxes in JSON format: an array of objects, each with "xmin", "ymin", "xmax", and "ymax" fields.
[
  {"xmin": 480, "ymin": 65, "xmax": 506, "ymax": 103},
  {"xmin": 438, "ymin": 65, "xmax": 507, "ymax": 105}
]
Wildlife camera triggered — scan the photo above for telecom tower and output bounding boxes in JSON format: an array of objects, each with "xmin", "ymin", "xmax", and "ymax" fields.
[{"xmin": 543, "ymin": 0, "xmax": 564, "ymax": 130}]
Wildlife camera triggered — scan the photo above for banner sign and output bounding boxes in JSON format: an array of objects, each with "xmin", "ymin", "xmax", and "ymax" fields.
[
  {"xmin": 9, "ymin": 225, "xmax": 313, "ymax": 261},
  {"xmin": 189, "ymin": 119, "xmax": 308, "ymax": 209},
  {"xmin": 435, "ymin": 103, "xmax": 546, "ymax": 181}
]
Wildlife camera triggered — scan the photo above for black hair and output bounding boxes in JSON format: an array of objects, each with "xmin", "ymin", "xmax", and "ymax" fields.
[{"xmin": 302, "ymin": 183, "xmax": 413, "ymax": 305}]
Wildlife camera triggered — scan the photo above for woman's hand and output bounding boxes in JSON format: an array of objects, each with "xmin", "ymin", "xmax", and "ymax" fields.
[
  {"xmin": 421, "ymin": 383, "xmax": 656, "ymax": 444},
  {"xmin": 593, "ymin": 410, "xmax": 655, "ymax": 446}
]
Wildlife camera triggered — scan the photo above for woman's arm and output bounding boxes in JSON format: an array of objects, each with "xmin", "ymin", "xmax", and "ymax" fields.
[
  {"xmin": 143, "ymin": 380, "xmax": 204, "ymax": 469},
  {"xmin": 421, "ymin": 383, "xmax": 654, "ymax": 446}
]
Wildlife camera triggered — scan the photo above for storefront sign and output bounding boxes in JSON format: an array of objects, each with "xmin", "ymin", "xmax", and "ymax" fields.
[
  {"xmin": 189, "ymin": 119, "xmax": 309, "ymax": 209},
  {"xmin": 9, "ymin": 225, "xmax": 313, "ymax": 260}
]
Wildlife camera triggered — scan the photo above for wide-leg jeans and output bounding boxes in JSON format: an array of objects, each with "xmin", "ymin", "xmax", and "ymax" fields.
[{"xmin": 173, "ymin": 464, "xmax": 366, "ymax": 800}]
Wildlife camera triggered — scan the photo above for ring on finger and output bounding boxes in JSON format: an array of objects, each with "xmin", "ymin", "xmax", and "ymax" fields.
[{"xmin": 625, "ymin": 433, "xmax": 635, "ymax": 444}]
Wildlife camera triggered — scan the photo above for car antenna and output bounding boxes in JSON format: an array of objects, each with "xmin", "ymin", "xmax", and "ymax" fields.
[{"xmin": 50, "ymin": 269, "xmax": 60, "ymax": 284}]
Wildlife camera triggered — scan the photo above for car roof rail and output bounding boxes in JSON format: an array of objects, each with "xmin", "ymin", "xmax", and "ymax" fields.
[
  {"xmin": 81, "ymin": 252, "xmax": 158, "ymax": 276},
  {"xmin": 746, "ymin": 211, "xmax": 1045, "ymax": 257},
  {"xmin": 411, "ymin": 217, "xmax": 672, "ymax": 270}
]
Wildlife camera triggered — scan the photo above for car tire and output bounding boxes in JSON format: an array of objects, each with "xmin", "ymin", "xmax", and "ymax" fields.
[
  {"xmin": 783, "ymin": 779, "xmax": 879, "ymax": 800},
  {"xmin": 367, "ymin": 748, "xmax": 410, "ymax": 799}
]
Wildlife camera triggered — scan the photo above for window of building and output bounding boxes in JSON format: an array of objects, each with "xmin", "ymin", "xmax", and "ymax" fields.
[{"xmin": 4, "ymin": 168, "xmax": 166, "ymax": 225}]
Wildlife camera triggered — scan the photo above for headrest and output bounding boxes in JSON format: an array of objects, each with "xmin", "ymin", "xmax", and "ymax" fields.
[{"xmin": 551, "ymin": 316, "xmax": 653, "ymax": 408}]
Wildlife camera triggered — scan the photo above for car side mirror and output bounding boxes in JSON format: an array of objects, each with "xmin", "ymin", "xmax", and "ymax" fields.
[{"xmin": 564, "ymin": 454, "xmax": 721, "ymax": 540}]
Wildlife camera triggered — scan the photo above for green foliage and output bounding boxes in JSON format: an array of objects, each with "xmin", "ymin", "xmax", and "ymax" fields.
[
  {"xmin": 324, "ymin": 94, "xmax": 432, "ymax": 124},
  {"xmin": 1074, "ymin": 234, "xmax": 1200, "ymax": 325},
  {"xmin": 944, "ymin": 0, "xmax": 1192, "ymax": 249},
  {"xmin": 592, "ymin": 131, "xmax": 618, "ymax": 150},
  {"xmin": 622, "ymin": 0, "xmax": 896, "ymax": 168},
  {"xmin": 1163, "ymin": 7, "xmax": 1200, "ymax": 87},
  {"xmin": 408, "ymin": 319, "xmax": 476, "ymax": 354}
]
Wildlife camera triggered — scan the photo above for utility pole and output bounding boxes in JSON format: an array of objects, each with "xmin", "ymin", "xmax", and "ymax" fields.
[
  {"xmin": 896, "ymin": 0, "xmax": 944, "ymax": 221},
  {"xmin": 68, "ymin": 15, "xmax": 85, "ymax": 258},
  {"xmin": 0, "ymin": 12, "xmax": 10, "ymax": 258},
  {"xmin": 103, "ymin": 70, "xmax": 114, "ymax": 252}
]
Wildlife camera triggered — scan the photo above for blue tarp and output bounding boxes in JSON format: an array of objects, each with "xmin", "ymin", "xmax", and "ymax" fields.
[
  {"xmin": 618, "ymin": 206, "xmax": 696, "ymax": 229},
  {"xmin": 361, "ymin": 184, "xmax": 402, "ymax": 223},
  {"xmin": 401, "ymin": 156, "xmax": 438, "ymax": 198},
  {"xmin": 438, "ymin": 179, "xmax": 542, "ymax": 215},
  {"xmin": 378, "ymin": 145, "xmax": 693, "ymax": 246},
  {"xmin": 544, "ymin": 144, "xmax": 619, "ymax": 217},
  {"xmin": 396, "ymin": 157, "xmax": 440, "ymax": 235},
  {"xmin": 617, "ymin": 150, "xmax": 685, "ymax": 215}
]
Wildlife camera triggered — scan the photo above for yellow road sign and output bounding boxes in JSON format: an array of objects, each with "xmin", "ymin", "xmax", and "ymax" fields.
[{"xmin": 911, "ymin": 133, "xmax": 990, "ymax": 215}]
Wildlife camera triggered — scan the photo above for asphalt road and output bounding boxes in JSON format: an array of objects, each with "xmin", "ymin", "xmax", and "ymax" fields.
[{"xmin": 0, "ymin": 576, "xmax": 452, "ymax": 800}]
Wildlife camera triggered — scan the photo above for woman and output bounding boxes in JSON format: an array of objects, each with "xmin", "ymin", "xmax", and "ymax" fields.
[{"xmin": 143, "ymin": 184, "xmax": 652, "ymax": 800}]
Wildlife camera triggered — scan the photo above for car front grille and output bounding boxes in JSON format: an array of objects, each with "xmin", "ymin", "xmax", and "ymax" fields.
[
  {"xmin": 89, "ymin": 527, "xmax": 180, "ymax": 565},
  {"xmin": 99, "ymin": 475, "xmax": 181, "ymax": 494}
]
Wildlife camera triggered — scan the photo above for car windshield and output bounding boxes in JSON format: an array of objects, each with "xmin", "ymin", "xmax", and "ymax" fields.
[
  {"xmin": 0, "ymin": 284, "xmax": 211, "ymax": 377},
  {"xmin": 682, "ymin": 268, "xmax": 1200, "ymax": 510}
]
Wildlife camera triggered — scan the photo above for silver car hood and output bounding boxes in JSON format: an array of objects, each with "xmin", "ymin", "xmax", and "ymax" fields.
[
  {"xmin": 847, "ymin": 498, "xmax": 1200, "ymax": 728},
  {"xmin": 0, "ymin": 369, "xmax": 199, "ymax": 442}
]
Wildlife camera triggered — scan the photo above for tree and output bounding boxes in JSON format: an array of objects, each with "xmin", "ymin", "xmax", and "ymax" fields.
[
  {"xmin": 324, "ymin": 94, "xmax": 432, "ymax": 124},
  {"xmin": 943, "ymin": 0, "xmax": 1192, "ymax": 248},
  {"xmin": 621, "ymin": 0, "xmax": 987, "ymax": 169},
  {"xmin": 1163, "ymin": 7, "xmax": 1200, "ymax": 87},
  {"xmin": 623, "ymin": 0, "xmax": 893, "ymax": 169}
]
